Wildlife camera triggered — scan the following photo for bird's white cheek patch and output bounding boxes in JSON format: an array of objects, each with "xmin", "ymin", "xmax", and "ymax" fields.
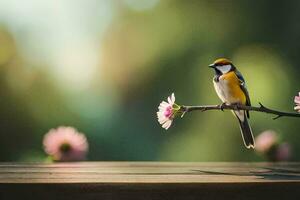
[{"xmin": 217, "ymin": 65, "xmax": 231, "ymax": 74}]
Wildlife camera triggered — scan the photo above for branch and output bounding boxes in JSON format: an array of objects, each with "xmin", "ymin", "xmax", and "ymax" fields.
[{"xmin": 180, "ymin": 103, "xmax": 300, "ymax": 120}]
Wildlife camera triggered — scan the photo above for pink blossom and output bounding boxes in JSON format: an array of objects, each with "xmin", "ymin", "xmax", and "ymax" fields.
[
  {"xmin": 294, "ymin": 92, "xmax": 300, "ymax": 112},
  {"xmin": 255, "ymin": 130, "xmax": 278, "ymax": 153},
  {"xmin": 43, "ymin": 126, "xmax": 89, "ymax": 161},
  {"xmin": 157, "ymin": 93, "xmax": 181, "ymax": 130},
  {"xmin": 276, "ymin": 143, "xmax": 291, "ymax": 161}
]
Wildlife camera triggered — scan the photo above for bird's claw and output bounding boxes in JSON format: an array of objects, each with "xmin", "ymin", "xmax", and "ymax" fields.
[
  {"xmin": 220, "ymin": 103, "xmax": 226, "ymax": 111},
  {"xmin": 232, "ymin": 103, "xmax": 241, "ymax": 110}
]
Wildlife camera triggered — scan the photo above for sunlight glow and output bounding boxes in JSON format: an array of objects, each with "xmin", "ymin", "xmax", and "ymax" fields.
[
  {"xmin": 53, "ymin": 41, "xmax": 100, "ymax": 91},
  {"xmin": 124, "ymin": 0, "xmax": 160, "ymax": 11}
]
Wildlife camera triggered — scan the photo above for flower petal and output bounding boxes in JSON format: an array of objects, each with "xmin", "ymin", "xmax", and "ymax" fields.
[
  {"xmin": 294, "ymin": 105, "xmax": 300, "ymax": 112},
  {"xmin": 295, "ymin": 96, "xmax": 300, "ymax": 104},
  {"xmin": 158, "ymin": 117, "xmax": 168, "ymax": 124},
  {"xmin": 157, "ymin": 111, "xmax": 164, "ymax": 117},
  {"xmin": 159, "ymin": 104, "xmax": 168, "ymax": 110},
  {"xmin": 170, "ymin": 93, "xmax": 175, "ymax": 104},
  {"xmin": 162, "ymin": 120, "xmax": 172, "ymax": 129},
  {"xmin": 168, "ymin": 96, "xmax": 172, "ymax": 104},
  {"xmin": 160, "ymin": 101, "xmax": 169, "ymax": 106}
]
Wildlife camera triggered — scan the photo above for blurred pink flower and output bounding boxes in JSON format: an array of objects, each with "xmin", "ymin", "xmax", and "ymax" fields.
[
  {"xmin": 276, "ymin": 142, "xmax": 291, "ymax": 161},
  {"xmin": 157, "ymin": 93, "xmax": 180, "ymax": 130},
  {"xmin": 294, "ymin": 92, "xmax": 300, "ymax": 112},
  {"xmin": 255, "ymin": 130, "xmax": 278, "ymax": 153},
  {"xmin": 43, "ymin": 126, "xmax": 88, "ymax": 161}
]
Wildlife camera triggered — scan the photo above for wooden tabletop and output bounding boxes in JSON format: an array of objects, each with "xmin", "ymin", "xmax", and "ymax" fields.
[
  {"xmin": 0, "ymin": 162, "xmax": 300, "ymax": 183},
  {"xmin": 0, "ymin": 162, "xmax": 300, "ymax": 200}
]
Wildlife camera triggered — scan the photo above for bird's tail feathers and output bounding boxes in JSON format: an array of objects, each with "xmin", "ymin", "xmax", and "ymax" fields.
[{"xmin": 234, "ymin": 111, "xmax": 255, "ymax": 149}]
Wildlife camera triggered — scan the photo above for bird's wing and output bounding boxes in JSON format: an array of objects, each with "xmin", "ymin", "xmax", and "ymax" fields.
[{"xmin": 235, "ymin": 70, "xmax": 251, "ymax": 118}]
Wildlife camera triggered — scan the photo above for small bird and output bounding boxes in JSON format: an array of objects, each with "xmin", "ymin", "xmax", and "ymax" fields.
[{"xmin": 209, "ymin": 58, "xmax": 255, "ymax": 149}]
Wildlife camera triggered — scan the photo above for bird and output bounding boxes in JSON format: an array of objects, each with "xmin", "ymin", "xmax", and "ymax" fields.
[{"xmin": 209, "ymin": 58, "xmax": 255, "ymax": 149}]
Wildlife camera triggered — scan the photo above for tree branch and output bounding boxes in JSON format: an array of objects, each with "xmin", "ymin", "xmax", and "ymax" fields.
[{"xmin": 180, "ymin": 103, "xmax": 300, "ymax": 120}]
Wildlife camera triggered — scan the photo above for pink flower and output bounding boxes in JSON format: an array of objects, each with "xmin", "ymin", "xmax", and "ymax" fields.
[
  {"xmin": 255, "ymin": 130, "xmax": 278, "ymax": 153},
  {"xmin": 255, "ymin": 130, "xmax": 292, "ymax": 162},
  {"xmin": 294, "ymin": 92, "xmax": 300, "ymax": 112},
  {"xmin": 43, "ymin": 126, "xmax": 89, "ymax": 161},
  {"xmin": 276, "ymin": 143, "xmax": 291, "ymax": 161},
  {"xmin": 157, "ymin": 93, "xmax": 181, "ymax": 130}
]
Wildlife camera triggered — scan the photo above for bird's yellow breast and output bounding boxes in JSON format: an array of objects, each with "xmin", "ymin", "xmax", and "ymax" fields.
[{"xmin": 219, "ymin": 71, "xmax": 246, "ymax": 104}]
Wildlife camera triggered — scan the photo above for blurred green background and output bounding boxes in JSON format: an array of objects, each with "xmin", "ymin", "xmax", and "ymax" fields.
[{"xmin": 0, "ymin": 0, "xmax": 299, "ymax": 161}]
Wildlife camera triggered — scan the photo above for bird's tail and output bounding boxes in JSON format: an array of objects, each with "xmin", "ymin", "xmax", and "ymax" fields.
[{"xmin": 234, "ymin": 111, "xmax": 255, "ymax": 149}]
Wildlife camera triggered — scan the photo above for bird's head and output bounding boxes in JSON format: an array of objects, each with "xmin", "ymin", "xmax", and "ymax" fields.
[{"xmin": 209, "ymin": 58, "xmax": 235, "ymax": 75}]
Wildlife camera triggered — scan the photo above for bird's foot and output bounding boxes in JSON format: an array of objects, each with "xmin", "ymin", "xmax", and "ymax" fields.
[
  {"xmin": 231, "ymin": 103, "xmax": 242, "ymax": 110},
  {"xmin": 220, "ymin": 103, "xmax": 227, "ymax": 111}
]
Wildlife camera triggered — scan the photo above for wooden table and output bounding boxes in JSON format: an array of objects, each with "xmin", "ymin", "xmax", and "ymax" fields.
[{"xmin": 0, "ymin": 162, "xmax": 299, "ymax": 199}]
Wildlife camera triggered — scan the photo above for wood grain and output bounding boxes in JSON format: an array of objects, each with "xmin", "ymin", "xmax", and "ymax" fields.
[{"xmin": 0, "ymin": 162, "xmax": 299, "ymax": 200}]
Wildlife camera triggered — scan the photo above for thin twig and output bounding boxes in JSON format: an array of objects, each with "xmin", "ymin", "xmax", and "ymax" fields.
[{"xmin": 180, "ymin": 103, "xmax": 300, "ymax": 120}]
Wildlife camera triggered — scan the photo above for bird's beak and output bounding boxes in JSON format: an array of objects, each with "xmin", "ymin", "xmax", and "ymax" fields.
[{"xmin": 208, "ymin": 63, "xmax": 215, "ymax": 68}]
